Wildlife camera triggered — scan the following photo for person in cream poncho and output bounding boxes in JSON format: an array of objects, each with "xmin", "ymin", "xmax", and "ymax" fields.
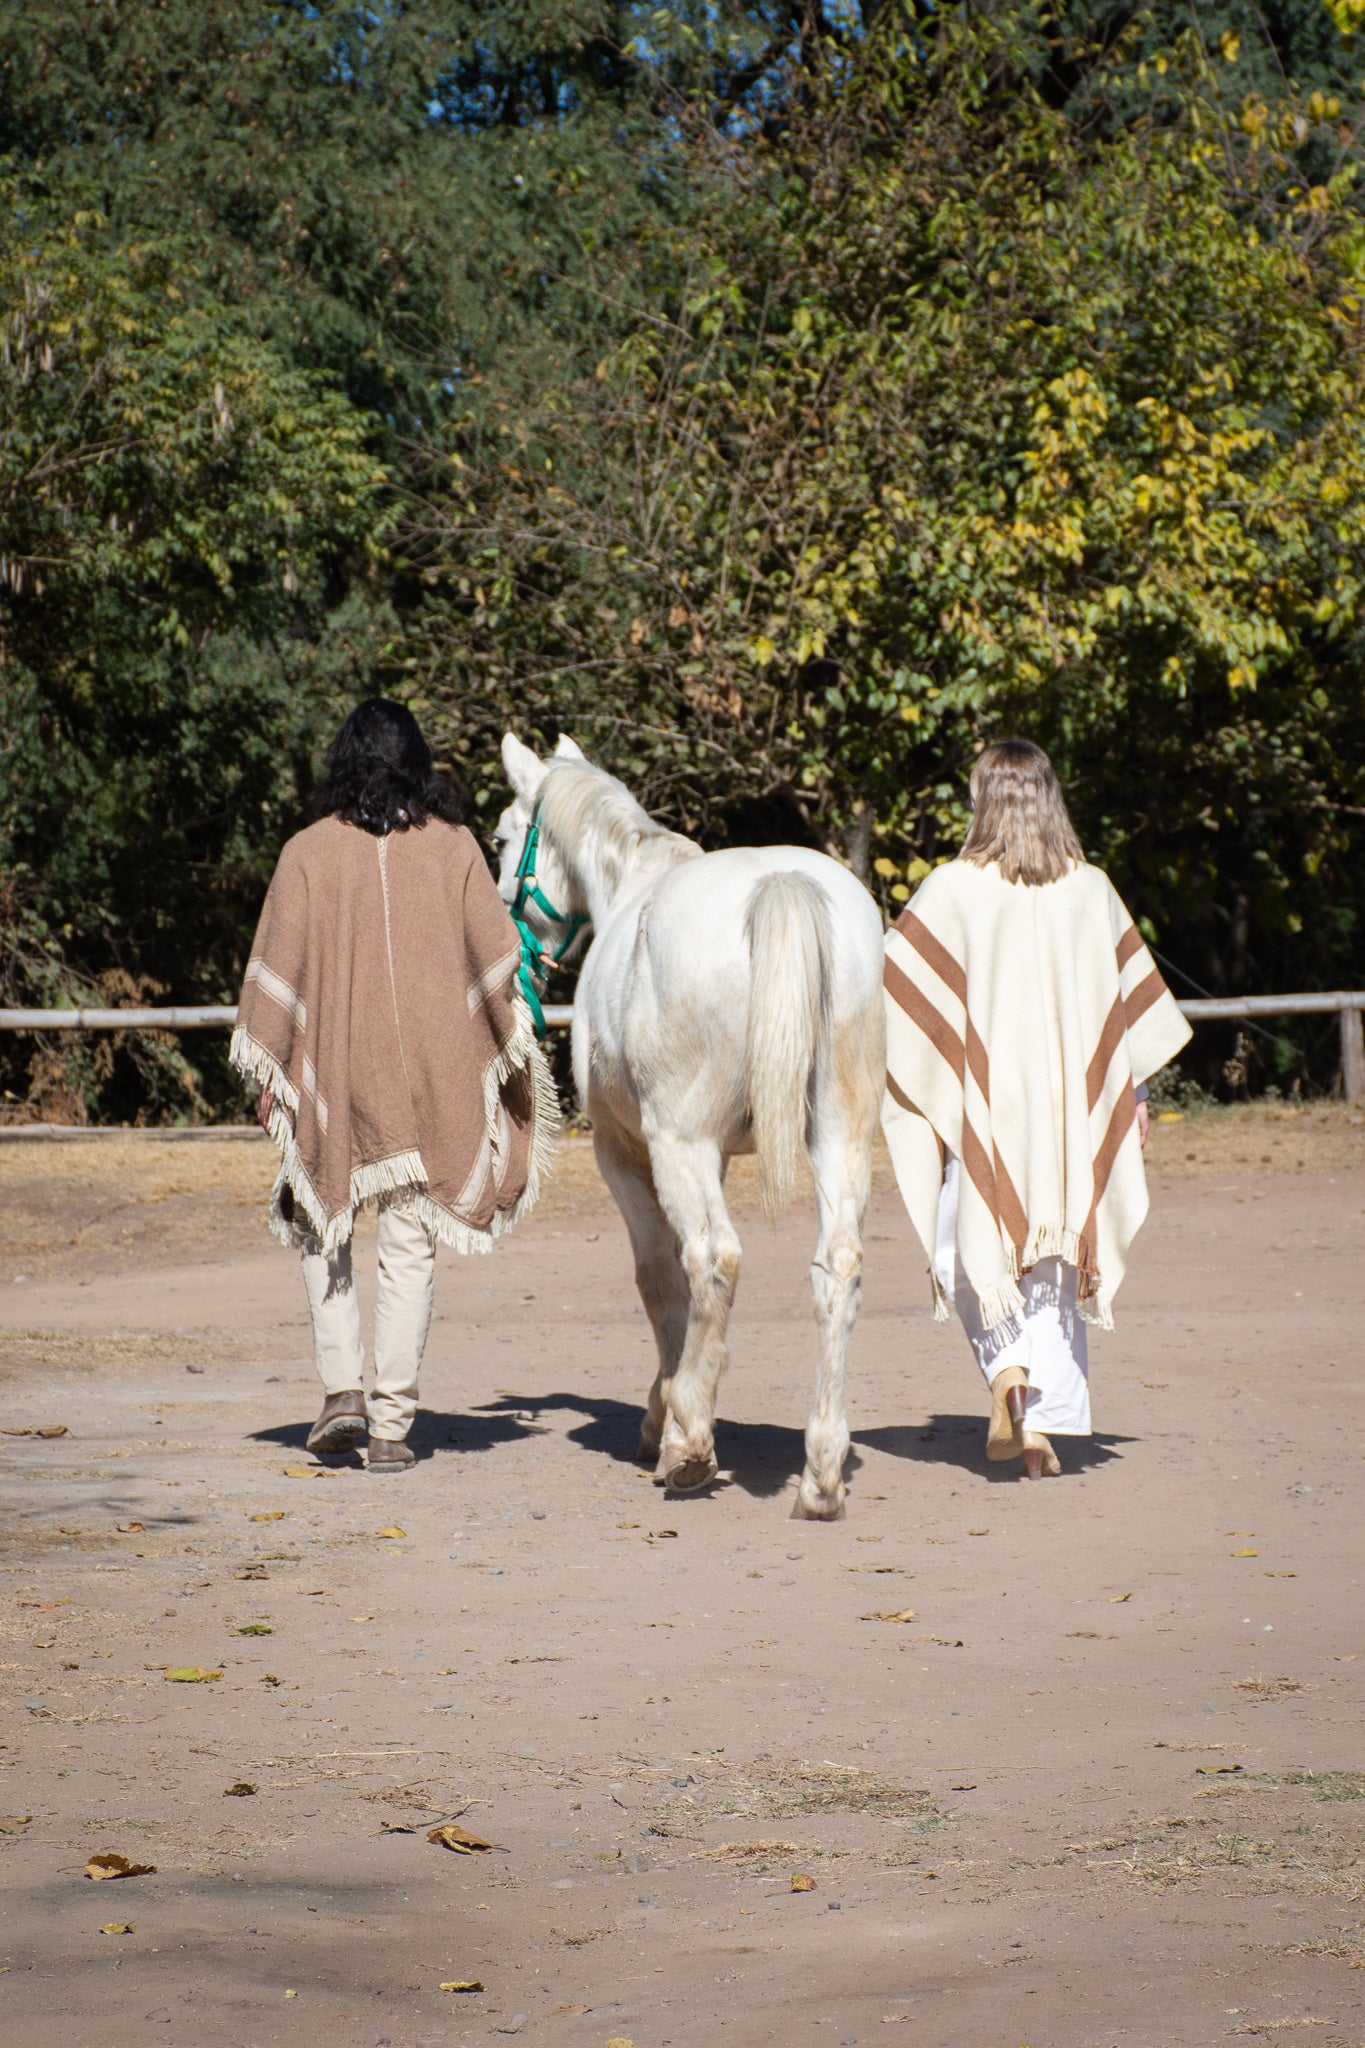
[{"xmin": 882, "ymin": 739, "xmax": 1191, "ymax": 1478}]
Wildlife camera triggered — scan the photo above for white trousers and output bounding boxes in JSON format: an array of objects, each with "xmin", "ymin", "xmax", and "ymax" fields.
[
  {"xmin": 300, "ymin": 1206, "xmax": 435, "ymax": 1442},
  {"xmin": 934, "ymin": 1158, "xmax": 1091, "ymax": 1437}
]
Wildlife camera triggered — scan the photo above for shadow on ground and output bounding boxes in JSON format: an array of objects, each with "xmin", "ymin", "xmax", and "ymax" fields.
[{"xmin": 250, "ymin": 1400, "xmax": 1134, "ymax": 1487}]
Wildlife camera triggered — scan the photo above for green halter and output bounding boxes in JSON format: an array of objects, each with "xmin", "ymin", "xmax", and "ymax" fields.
[{"xmin": 509, "ymin": 806, "xmax": 589, "ymax": 1037}]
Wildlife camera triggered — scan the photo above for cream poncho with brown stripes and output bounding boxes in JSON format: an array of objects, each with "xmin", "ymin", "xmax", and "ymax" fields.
[
  {"xmin": 230, "ymin": 815, "xmax": 556, "ymax": 1257},
  {"xmin": 882, "ymin": 858, "xmax": 1190, "ymax": 1332}
]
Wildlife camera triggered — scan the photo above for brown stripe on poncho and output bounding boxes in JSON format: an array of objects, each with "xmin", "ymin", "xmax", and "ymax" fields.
[
  {"xmin": 882, "ymin": 858, "xmax": 1190, "ymax": 1332},
  {"xmin": 230, "ymin": 815, "xmax": 556, "ymax": 1255}
]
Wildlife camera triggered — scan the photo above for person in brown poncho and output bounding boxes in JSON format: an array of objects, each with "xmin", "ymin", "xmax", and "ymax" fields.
[{"xmin": 230, "ymin": 699, "xmax": 556, "ymax": 1471}]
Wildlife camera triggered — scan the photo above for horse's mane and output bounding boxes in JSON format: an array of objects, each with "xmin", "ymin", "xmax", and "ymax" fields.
[{"xmin": 539, "ymin": 758, "xmax": 697, "ymax": 905}]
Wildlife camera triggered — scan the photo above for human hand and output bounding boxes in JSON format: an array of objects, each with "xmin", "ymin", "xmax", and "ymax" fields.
[{"xmin": 1137, "ymin": 1098, "xmax": 1149, "ymax": 1149}]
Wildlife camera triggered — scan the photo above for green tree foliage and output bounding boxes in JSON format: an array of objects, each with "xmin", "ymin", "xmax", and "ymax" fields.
[
  {"xmin": 412, "ymin": 6, "xmax": 1365, "ymax": 1059},
  {"xmin": 2, "ymin": 2, "xmax": 1363, "ymax": 1116}
]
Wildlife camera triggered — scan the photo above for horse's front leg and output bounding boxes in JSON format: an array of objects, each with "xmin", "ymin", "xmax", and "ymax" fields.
[
  {"xmin": 592, "ymin": 1129, "xmax": 687, "ymax": 1465},
  {"xmin": 649, "ymin": 1135, "xmax": 739, "ymax": 1494},
  {"xmin": 796, "ymin": 1104, "xmax": 874, "ymax": 1520}
]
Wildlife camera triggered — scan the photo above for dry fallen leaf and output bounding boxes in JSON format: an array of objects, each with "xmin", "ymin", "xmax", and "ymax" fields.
[
  {"xmin": 0, "ymin": 1816, "xmax": 32, "ymax": 1834},
  {"xmin": 438, "ymin": 1980, "xmax": 484, "ymax": 1993},
  {"xmin": 230, "ymin": 1623, "xmax": 273, "ymax": 1637},
  {"xmin": 790, "ymin": 1872, "xmax": 816, "ymax": 1892},
  {"xmin": 224, "ymin": 1782, "xmax": 257, "ymax": 1798},
  {"xmin": 427, "ymin": 1823, "xmax": 493, "ymax": 1854},
  {"xmin": 376, "ymin": 1527, "xmax": 406, "ymax": 1540},
  {"xmin": 949, "ymin": 1783, "xmax": 977, "ymax": 1791},
  {"xmin": 1230, "ymin": 1548, "xmax": 1260, "ymax": 1558},
  {"xmin": 350, "ymin": 1614, "xmax": 375, "ymax": 1623},
  {"xmin": 648, "ymin": 1529, "xmax": 678, "ymax": 1540},
  {"xmin": 84, "ymin": 1853, "xmax": 156, "ymax": 1881},
  {"xmin": 606, "ymin": 2039, "xmax": 635, "ymax": 2048},
  {"xmin": 1, "ymin": 1424, "xmax": 69, "ymax": 1438},
  {"xmin": 164, "ymin": 1667, "xmax": 222, "ymax": 1683},
  {"xmin": 1195, "ymin": 1763, "xmax": 1244, "ymax": 1776},
  {"xmin": 116, "ymin": 1522, "xmax": 144, "ymax": 1534},
  {"xmin": 1265, "ymin": 1571, "xmax": 1297, "ymax": 1578},
  {"xmin": 282, "ymin": 1466, "xmax": 313, "ymax": 1478},
  {"xmin": 99, "ymin": 1921, "xmax": 135, "ymax": 1936},
  {"xmin": 1106, "ymin": 1592, "xmax": 1132, "ymax": 1603},
  {"xmin": 861, "ymin": 1609, "xmax": 918, "ymax": 1624},
  {"xmin": 250, "ymin": 1511, "xmax": 286, "ymax": 1523},
  {"xmin": 19, "ymin": 1598, "xmax": 69, "ymax": 1611}
]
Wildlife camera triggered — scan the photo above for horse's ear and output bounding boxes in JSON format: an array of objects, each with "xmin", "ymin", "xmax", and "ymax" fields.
[
  {"xmin": 502, "ymin": 732, "xmax": 547, "ymax": 803},
  {"xmin": 554, "ymin": 733, "xmax": 587, "ymax": 762}
]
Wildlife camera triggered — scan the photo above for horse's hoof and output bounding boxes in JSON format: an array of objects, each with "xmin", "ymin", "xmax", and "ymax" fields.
[
  {"xmin": 791, "ymin": 1478, "xmax": 846, "ymax": 1521},
  {"xmin": 663, "ymin": 1453, "xmax": 719, "ymax": 1494}
]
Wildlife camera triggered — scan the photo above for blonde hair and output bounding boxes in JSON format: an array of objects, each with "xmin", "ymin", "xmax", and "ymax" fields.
[{"xmin": 960, "ymin": 738, "xmax": 1084, "ymax": 886}]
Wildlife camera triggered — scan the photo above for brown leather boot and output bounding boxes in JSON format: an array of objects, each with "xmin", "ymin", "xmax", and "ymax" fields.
[
  {"xmin": 305, "ymin": 1390, "xmax": 367, "ymax": 1454},
  {"xmin": 367, "ymin": 1438, "xmax": 415, "ymax": 1472}
]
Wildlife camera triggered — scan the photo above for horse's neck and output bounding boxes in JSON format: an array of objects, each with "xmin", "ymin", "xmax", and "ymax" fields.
[{"xmin": 567, "ymin": 819, "xmax": 696, "ymax": 927}]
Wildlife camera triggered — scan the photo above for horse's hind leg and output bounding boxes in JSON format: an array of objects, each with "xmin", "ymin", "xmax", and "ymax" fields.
[
  {"xmin": 649, "ymin": 1134, "xmax": 740, "ymax": 1493},
  {"xmin": 796, "ymin": 1086, "xmax": 875, "ymax": 1521},
  {"xmin": 593, "ymin": 1129, "xmax": 687, "ymax": 1465}
]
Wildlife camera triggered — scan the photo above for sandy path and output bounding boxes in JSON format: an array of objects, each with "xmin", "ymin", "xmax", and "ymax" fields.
[{"xmin": 0, "ymin": 1112, "xmax": 1361, "ymax": 2048}]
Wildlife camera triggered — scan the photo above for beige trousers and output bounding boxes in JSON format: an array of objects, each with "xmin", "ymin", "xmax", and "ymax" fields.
[{"xmin": 300, "ymin": 1206, "xmax": 435, "ymax": 1441}]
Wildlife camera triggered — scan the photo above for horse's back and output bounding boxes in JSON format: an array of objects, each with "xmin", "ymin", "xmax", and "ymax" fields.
[{"xmin": 575, "ymin": 845, "xmax": 883, "ymax": 1135}]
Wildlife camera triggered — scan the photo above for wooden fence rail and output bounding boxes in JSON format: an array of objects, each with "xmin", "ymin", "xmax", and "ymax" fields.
[{"xmin": 1, "ymin": 995, "xmax": 1362, "ymax": 1097}]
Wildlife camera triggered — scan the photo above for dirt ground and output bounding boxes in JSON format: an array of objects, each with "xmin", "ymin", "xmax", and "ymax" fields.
[{"xmin": 0, "ymin": 1104, "xmax": 1362, "ymax": 2048}]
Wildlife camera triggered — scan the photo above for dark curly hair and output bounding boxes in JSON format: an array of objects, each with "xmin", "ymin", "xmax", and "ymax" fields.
[{"xmin": 310, "ymin": 698, "xmax": 464, "ymax": 836}]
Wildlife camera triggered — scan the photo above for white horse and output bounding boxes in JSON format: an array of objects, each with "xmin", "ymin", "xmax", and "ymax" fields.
[{"xmin": 496, "ymin": 733, "xmax": 886, "ymax": 1519}]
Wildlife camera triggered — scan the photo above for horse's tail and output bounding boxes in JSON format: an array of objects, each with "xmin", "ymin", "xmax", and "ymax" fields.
[{"xmin": 743, "ymin": 870, "xmax": 833, "ymax": 1220}]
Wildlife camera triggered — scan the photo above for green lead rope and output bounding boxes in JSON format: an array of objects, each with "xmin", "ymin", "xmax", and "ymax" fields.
[{"xmin": 509, "ymin": 810, "xmax": 589, "ymax": 1039}]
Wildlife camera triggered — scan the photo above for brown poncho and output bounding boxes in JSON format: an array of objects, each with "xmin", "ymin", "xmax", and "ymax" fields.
[{"xmin": 230, "ymin": 815, "xmax": 555, "ymax": 1255}]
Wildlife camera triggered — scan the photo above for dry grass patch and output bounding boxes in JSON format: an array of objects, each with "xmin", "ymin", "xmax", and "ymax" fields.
[{"xmin": 1235, "ymin": 1676, "xmax": 1319, "ymax": 1702}]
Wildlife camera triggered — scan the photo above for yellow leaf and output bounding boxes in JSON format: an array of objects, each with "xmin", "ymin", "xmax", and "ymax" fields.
[
  {"xmin": 376, "ymin": 1527, "xmax": 406, "ymax": 1540},
  {"xmin": 116, "ymin": 1522, "xmax": 144, "ymax": 1534},
  {"xmin": 164, "ymin": 1666, "xmax": 222, "ymax": 1683},
  {"xmin": 1230, "ymin": 1548, "xmax": 1259, "ymax": 1558},
  {"xmin": 99, "ymin": 1922, "xmax": 134, "ymax": 1935},
  {"xmin": 1155, "ymin": 1110, "xmax": 1183, "ymax": 1123},
  {"xmin": 224, "ymin": 1782, "xmax": 257, "ymax": 1797},
  {"xmin": 873, "ymin": 857, "xmax": 898, "ymax": 878},
  {"xmin": 790, "ymin": 1872, "xmax": 816, "ymax": 1892},
  {"xmin": 438, "ymin": 1980, "xmax": 484, "ymax": 1993},
  {"xmin": 84, "ymin": 1852, "xmax": 157, "ymax": 1881},
  {"xmin": 427, "ymin": 1823, "xmax": 493, "ymax": 1854},
  {"xmin": 860, "ymin": 1609, "xmax": 918, "ymax": 1624},
  {"xmin": 1107, "ymin": 1593, "xmax": 1132, "ymax": 1603},
  {"xmin": 0, "ymin": 1816, "xmax": 32, "ymax": 1834},
  {"xmin": 282, "ymin": 1466, "xmax": 312, "ymax": 1478},
  {"xmin": 250, "ymin": 1511, "xmax": 286, "ymax": 1522},
  {"xmin": 606, "ymin": 2039, "xmax": 636, "ymax": 2048}
]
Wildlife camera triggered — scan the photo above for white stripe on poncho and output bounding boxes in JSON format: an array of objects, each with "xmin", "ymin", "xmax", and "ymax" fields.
[{"xmin": 882, "ymin": 858, "xmax": 1191, "ymax": 1332}]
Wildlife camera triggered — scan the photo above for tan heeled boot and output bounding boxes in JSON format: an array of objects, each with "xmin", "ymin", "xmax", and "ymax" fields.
[
  {"xmin": 986, "ymin": 1368, "xmax": 1028, "ymax": 1462},
  {"xmin": 1021, "ymin": 1431, "xmax": 1062, "ymax": 1480}
]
